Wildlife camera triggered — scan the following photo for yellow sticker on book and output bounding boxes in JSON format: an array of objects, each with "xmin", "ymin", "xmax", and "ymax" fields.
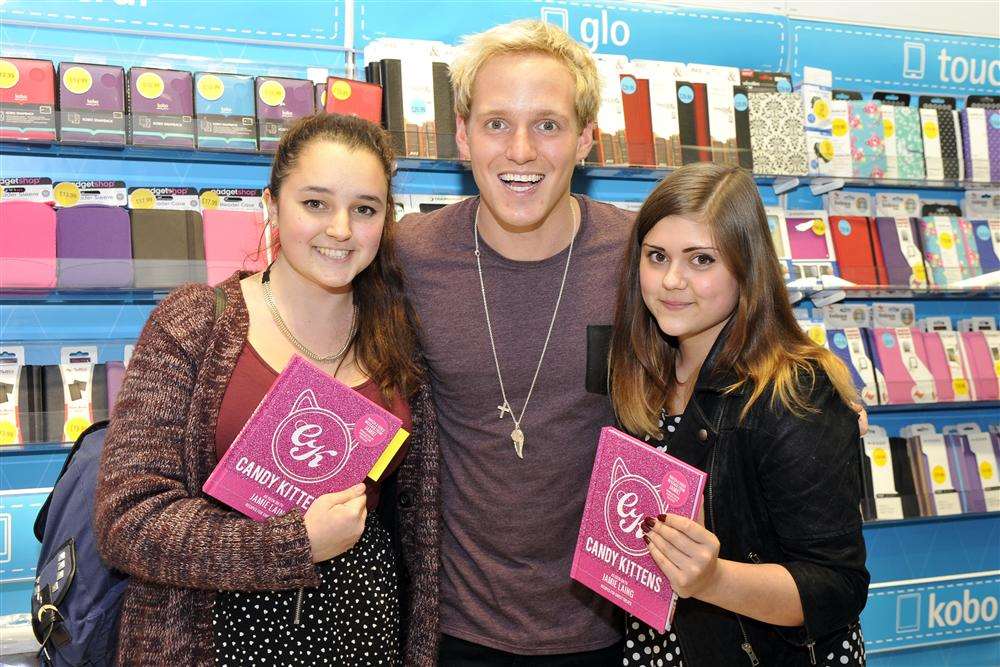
[
  {"xmin": 0, "ymin": 60, "xmax": 20, "ymax": 89},
  {"xmin": 200, "ymin": 190, "xmax": 220, "ymax": 211},
  {"xmin": 981, "ymin": 460, "xmax": 995, "ymax": 481},
  {"xmin": 808, "ymin": 326, "xmax": 826, "ymax": 347},
  {"xmin": 64, "ymin": 416, "xmax": 92, "ymax": 443},
  {"xmin": 811, "ymin": 218, "xmax": 826, "ymax": 236},
  {"xmin": 872, "ymin": 447, "xmax": 888, "ymax": 467},
  {"xmin": 939, "ymin": 231, "xmax": 954, "ymax": 250},
  {"xmin": 932, "ymin": 465, "xmax": 947, "ymax": 485},
  {"xmin": 136, "ymin": 71, "xmax": 165, "ymax": 100},
  {"xmin": 367, "ymin": 428, "xmax": 410, "ymax": 482},
  {"xmin": 813, "ymin": 99, "xmax": 830, "ymax": 121},
  {"xmin": 0, "ymin": 419, "xmax": 18, "ymax": 446},
  {"xmin": 952, "ymin": 378, "xmax": 969, "ymax": 396},
  {"xmin": 63, "ymin": 66, "xmax": 93, "ymax": 95},
  {"xmin": 331, "ymin": 80, "xmax": 352, "ymax": 101},
  {"xmin": 882, "ymin": 118, "xmax": 895, "ymax": 138},
  {"xmin": 923, "ymin": 121, "xmax": 939, "ymax": 140},
  {"xmin": 197, "ymin": 74, "xmax": 225, "ymax": 101},
  {"xmin": 817, "ymin": 139, "xmax": 835, "ymax": 162},
  {"xmin": 832, "ymin": 117, "xmax": 849, "ymax": 137},
  {"xmin": 258, "ymin": 80, "xmax": 286, "ymax": 107},
  {"xmin": 54, "ymin": 182, "xmax": 81, "ymax": 208},
  {"xmin": 129, "ymin": 188, "xmax": 156, "ymax": 209},
  {"xmin": 913, "ymin": 264, "xmax": 926, "ymax": 283}
]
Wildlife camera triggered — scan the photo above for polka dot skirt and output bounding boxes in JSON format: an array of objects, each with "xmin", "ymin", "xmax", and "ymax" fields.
[
  {"xmin": 213, "ymin": 513, "xmax": 400, "ymax": 666},
  {"xmin": 820, "ymin": 625, "xmax": 866, "ymax": 666},
  {"xmin": 623, "ymin": 618, "xmax": 683, "ymax": 666}
]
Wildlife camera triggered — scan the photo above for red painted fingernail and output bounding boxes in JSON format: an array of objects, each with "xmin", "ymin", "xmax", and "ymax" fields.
[
  {"xmin": 642, "ymin": 516, "xmax": 655, "ymax": 532},
  {"xmin": 657, "ymin": 514, "xmax": 667, "ymax": 522},
  {"xmin": 642, "ymin": 535, "xmax": 651, "ymax": 545}
]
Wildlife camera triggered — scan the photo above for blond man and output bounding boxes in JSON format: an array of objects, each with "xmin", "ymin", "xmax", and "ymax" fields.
[{"xmin": 394, "ymin": 19, "xmax": 632, "ymax": 664}]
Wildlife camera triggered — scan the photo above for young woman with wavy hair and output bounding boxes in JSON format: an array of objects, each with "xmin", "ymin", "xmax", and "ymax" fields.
[
  {"xmin": 610, "ymin": 163, "xmax": 869, "ymax": 666},
  {"xmin": 94, "ymin": 114, "xmax": 438, "ymax": 666}
]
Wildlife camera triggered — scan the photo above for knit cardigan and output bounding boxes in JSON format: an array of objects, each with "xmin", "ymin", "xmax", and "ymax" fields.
[{"xmin": 93, "ymin": 273, "xmax": 441, "ymax": 666}]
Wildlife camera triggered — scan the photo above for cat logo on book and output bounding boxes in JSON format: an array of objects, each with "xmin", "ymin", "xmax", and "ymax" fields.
[
  {"xmin": 604, "ymin": 458, "xmax": 667, "ymax": 558},
  {"xmin": 272, "ymin": 388, "xmax": 360, "ymax": 484}
]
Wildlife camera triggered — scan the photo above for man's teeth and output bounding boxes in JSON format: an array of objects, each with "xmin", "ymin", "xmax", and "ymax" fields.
[
  {"xmin": 499, "ymin": 173, "xmax": 543, "ymax": 184},
  {"xmin": 315, "ymin": 248, "xmax": 349, "ymax": 259}
]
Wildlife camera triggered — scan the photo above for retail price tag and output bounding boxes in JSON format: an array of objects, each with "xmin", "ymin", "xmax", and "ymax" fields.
[
  {"xmin": 825, "ymin": 191, "xmax": 874, "ymax": 217},
  {"xmin": 128, "ymin": 187, "xmax": 200, "ymax": 211},
  {"xmin": 0, "ymin": 177, "xmax": 54, "ymax": 204},
  {"xmin": 822, "ymin": 303, "xmax": 872, "ymax": 329},
  {"xmin": 199, "ymin": 188, "xmax": 263, "ymax": 212},
  {"xmin": 875, "ymin": 193, "xmax": 922, "ymax": 217},
  {"xmin": 873, "ymin": 303, "xmax": 916, "ymax": 328},
  {"xmin": 964, "ymin": 190, "xmax": 1000, "ymax": 219},
  {"xmin": 55, "ymin": 181, "xmax": 127, "ymax": 207}
]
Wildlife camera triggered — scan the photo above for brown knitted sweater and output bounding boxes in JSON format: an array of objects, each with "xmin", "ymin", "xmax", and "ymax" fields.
[{"xmin": 93, "ymin": 273, "xmax": 441, "ymax": 666}]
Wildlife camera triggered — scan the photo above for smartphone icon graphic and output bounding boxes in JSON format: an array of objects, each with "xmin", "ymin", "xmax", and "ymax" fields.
[
  {"xmin": 540, "ymin": 7, "xmax": 569, "ymax": 32},
  {"xmin": 903, "ymin": 42, "xmax": 926, "ymax": 80}
]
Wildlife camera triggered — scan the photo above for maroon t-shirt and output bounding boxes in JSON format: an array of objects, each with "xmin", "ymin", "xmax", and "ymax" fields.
[
  {"xmin": 214, "ymin": 342, "xmax": 412, "ymax": 510},
  {"xmin": 397, "ymin": 195, "xmax": 633, "ymax": 654}
]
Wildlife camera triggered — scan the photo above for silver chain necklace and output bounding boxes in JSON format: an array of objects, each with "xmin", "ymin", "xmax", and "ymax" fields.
[
  {"xmin": 261, "ymin": 266, "xmax": 359, "ymax": 364},
  {"xmin": 473, "ymin": 200, "xmax": 577, "ymax": 459}
]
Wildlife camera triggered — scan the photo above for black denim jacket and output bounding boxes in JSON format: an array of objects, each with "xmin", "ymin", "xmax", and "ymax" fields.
[{"xmin": 660, "ymin": 325, "xmax": 870, "ymax": 666}]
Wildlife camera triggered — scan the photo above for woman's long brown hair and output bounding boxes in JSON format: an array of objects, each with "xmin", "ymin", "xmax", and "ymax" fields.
[
  {"xmin": 609, "ymin": 162, "xmax": 857, "ymax": 438},
  {"xmin": 268, "ymin": 113, "xmax": 423, "ymax": 400}
]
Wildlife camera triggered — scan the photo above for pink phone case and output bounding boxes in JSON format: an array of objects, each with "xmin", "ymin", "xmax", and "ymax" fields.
[
  {"xmin": 202, "ymin": 209, "xmax": 268, "ymax": 286},
  {"xmin": 0, "ymin": 200, "xmax": 57, "ymax": 289}
]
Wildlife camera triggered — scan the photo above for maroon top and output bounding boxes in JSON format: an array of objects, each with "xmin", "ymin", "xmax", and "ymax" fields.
[{"xmin": 215, "ymin": 341, "xmax": 413, "ymax": 510}]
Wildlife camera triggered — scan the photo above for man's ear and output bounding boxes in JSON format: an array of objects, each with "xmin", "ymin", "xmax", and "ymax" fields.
[
  {"xmin": 575, "ymin": 121, "xmax": 595, "ymax": 162},
  {"xmin": 456, "ymin": 114, "xmax": 471, "ymax": 161}
]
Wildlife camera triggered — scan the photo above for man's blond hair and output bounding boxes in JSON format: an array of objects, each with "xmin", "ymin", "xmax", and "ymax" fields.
[{"xmin": 450, "ymin": 19, "xmax": 600, "ymax": 129}]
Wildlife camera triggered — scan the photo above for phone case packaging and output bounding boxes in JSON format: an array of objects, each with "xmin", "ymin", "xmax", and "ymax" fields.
[
  {"xmin": 0, "ymin": 58, "xmax": 56, "ymax": 143},
  {"xmin": 255, "ymin": 77, "xmax": 315, "ymax": 153},
  {"xmin": 127, "ymin": 67, "xmax": 195, "ymax": 149},
  {"xmin": 57, "ymin": 63, "xmax": 127, "ymax": 146},
  {"xmin": 194, "ymin": 72, "xmax": 258, "ymax": 153}
]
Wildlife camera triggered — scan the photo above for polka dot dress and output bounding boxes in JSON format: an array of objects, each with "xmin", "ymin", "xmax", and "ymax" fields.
[
  {"xmin": 628, "ymin": 412, "xmax": 685, "ymax": 667},
  {"xmin": 213, "ymin": 513, "xmax": 400, "ymax": 666},
  {"xmin": 623, "ymin": 618, "xmax": 683, "ymax": 666},
  {"xmin": 820, "ymin": 625, "xmax": 866, "ymax": 666}
]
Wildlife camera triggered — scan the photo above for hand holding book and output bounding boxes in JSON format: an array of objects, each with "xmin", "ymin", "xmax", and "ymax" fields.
[
  {"xmin": 641, "ymin": 511, "xmax": 721, "ymax": 599},
  {"xmin": 304, "ymin": 482, "xmax": 368, "ymax": 563}
]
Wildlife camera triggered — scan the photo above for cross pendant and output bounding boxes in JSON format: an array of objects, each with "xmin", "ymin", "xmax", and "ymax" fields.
[{"xmin": 497, "ymin": 402, "xmax": 513, "ymax": 419}]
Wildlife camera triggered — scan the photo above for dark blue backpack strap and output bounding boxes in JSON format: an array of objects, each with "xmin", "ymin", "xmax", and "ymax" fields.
[{"xmin": 33, "ymin": 419, "xmax": 111, "ymax": 543}]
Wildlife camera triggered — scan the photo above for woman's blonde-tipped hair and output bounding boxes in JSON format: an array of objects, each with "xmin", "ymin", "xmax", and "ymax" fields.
[
  {"xmin": 450, "ymin": 19, "xmax": 601, "ymax": 129},
  {"xmin": 609, "ymin": 163, "xmax": 860, "ymax": 439}
]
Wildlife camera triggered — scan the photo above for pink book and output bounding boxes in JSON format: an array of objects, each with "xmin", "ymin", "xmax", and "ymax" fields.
[
  {"xmin": 571, "ymin": 426, "xmax": 707, "ymax": 632},
  {"xmin": 203, "ymin": 355, "xmax": 409, "ymax": 521}
]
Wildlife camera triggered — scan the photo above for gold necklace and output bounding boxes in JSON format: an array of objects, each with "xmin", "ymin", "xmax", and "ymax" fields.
[{"xmin": 261, "ymin": 266, "xmax": 358, "ymax": 364}]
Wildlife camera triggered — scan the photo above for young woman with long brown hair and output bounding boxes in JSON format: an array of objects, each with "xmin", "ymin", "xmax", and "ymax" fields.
[
  {"xmin": 93, "ymin": 113, "xmax": 438, "ymax": 666},
  {"xmin": 609, "ymin": 162, "xmax": 869, "ymax": 666}
]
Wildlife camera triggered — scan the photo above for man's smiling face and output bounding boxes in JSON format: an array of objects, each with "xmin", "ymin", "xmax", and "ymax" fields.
[{"xmin": 456, "ymin": 52, "xmax": 594, "ymax": 232}]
